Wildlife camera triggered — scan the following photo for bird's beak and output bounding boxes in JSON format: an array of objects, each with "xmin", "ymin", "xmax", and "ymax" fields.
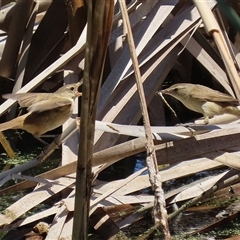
[
  {"xmin": 162, "ymin": 89, "xmax": 171, "ymax": 95},
  {"xmin": 76, "ymin": 91, "xmax": 82, "ymax": 97},
  {"xmin": 75, "ymin": 80, "xmax": 83, "ymax": 97},
  {"xmin": 155, "ymin": 89, "xmax": 169, "ymax": 96}
]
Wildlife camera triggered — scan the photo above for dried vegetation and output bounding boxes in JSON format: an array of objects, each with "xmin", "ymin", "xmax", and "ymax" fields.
[{"xmin": 0, "ymin": 0, "xmax": 240, "ymax": 239}]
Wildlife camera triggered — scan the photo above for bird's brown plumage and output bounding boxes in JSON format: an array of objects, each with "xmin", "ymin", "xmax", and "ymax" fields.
[
  {"xmin": 0, "ymin": 82, "xmax": 82, "ymax": 136},
  {"xmin": 158, "ymin": 83, "xmax": 240, "ymax": 124}
]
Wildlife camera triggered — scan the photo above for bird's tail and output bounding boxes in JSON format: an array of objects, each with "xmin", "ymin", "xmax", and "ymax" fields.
[{"xmin": 0, "ymin": 116, "xmax": 24, "ymax": 132}]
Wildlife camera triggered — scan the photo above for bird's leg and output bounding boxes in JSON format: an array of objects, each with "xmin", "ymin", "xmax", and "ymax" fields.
[{"xmin": 203, "ymin": 115, "xmax": 209, "ymax": 125}]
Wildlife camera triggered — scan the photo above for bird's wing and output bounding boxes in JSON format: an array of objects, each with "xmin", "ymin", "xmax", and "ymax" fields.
[
  {"xmin": 3, "ymin": 93, "xmax": 73, "ymax": 112},
  {"xmin": 27, "ymin": 96, "xmax": 73, "ymax": 112},
  {"xmin": 2, "ymin": 93, "xmax": 54, "ymax": 108},
  {"xmin": 190, "ymin": 87, "xmax": 239, "ymax": 104}
]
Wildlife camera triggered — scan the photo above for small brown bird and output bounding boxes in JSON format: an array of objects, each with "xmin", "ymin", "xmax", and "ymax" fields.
[
  {"xmin": 158, "ymin": 83, "xmax": 240, "ymax": 124},
  {"xmin": 0, "ymin": 82, "xmax": 82, "ymax": 136}
]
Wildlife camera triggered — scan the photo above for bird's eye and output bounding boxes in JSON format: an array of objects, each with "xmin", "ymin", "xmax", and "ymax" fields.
[
  {"xmin": 173, "ymin": 88, "xmax": 178, "ymax": 92},
  {"xmin": 69, "ymin": 87, "xmax": 75, "ymax": 91}
]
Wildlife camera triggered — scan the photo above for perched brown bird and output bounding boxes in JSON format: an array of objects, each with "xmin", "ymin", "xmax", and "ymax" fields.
[
  {"xmin": 0, "ymin": 82, "xmax": 82, "ymax": 136},
  {"xmin": 158, "ymin": 83, "xmax": 240, "ymax": 124}
]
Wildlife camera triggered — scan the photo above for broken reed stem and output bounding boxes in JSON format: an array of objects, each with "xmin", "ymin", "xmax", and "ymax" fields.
[
  {"xmin": 72, "ymin": 1, "xmax": 114, "ymax": 239},
  {"xmin": 168, "ymin": 168, "xmax": 240, "ymax": 221},
  {"xmin": 193, "ymin": 0, "xmax": 240, "ymax": 99},
  {"xmin": 139, "ymin": 168, "xmax": 240, "ymax": 239},
  {"xmin": 118, "ymin": 0, "xmax": 170, "ymax": 238}
]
